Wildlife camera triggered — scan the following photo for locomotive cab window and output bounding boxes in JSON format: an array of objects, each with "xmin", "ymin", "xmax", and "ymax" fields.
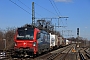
[{"xmin": 17, "ymin": 28, "xmax": 34, "ymax": 40}]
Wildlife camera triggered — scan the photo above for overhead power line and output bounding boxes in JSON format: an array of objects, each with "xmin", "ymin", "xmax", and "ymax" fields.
[
  {"xmin": 18, "ymin": 0, "xmax": 31, "ymax": 10},
  {"xmin": 48, "ymin": 0, "xmax": 69, "ymax": 34},
  {"xmin": 18, "ymin": 0, "xmax": 43, "ymax": 17},
  {"xmin": 49, "ymin": 0, "xmax": 59, "ymax": 17},
  {"xmin": 34, "ymin": 2, "xmax": 57, "ymax": 16},
  {"xmin": 52, "ymin": 0, "xmax": 62, "ymax": 16},
  {"xmin": 9, "ymin": 0, "xmax": 32, "ymax": 15},
  {"xmin": 49, "ymin": 0, "xmax": 65, "ymax": 26}
]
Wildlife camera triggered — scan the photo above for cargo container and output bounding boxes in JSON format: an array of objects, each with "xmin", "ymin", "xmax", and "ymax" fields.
[
  {"xmin": 58, "ymin": 37, "xmax": 63, "ymax": 47},
  {"xmin": 49, "ymin": 33, "xmax": 59, "ymax": 49},
  {"xmin": 49, "ymin": 33, "xmax": 55, "ymax": 49}
]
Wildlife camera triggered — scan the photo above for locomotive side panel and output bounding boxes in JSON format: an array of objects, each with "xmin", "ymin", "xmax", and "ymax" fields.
[{"xmin": 37, "ymin": 30, "xmax": 50, "ymax": 54}]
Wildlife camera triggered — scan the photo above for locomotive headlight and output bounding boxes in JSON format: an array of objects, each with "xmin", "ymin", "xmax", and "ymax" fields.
[
  {"xmin": 24, "ymin": 42, "xmax": 26, "ymax": 45},
  {"xmin": 33, "ymin": 42, "xmax": 36, "ymax": 46},
  {"xmin": 15, "ymin": 43, "xmax": 17, "ymax": 46}
]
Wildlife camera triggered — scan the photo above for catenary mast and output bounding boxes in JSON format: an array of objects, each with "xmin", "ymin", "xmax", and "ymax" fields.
[{"xmin": 32, "ymin": 2, "xmax": 35, "ymax": 26}]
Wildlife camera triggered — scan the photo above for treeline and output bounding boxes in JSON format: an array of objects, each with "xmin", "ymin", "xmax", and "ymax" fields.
[
  {"xmin": 0, "ymin": 27, "xmax": 16, "ymax": 50},
  {"xmin": 0, "ymin": 25, "xmax": 90, "ymax": 50},
  {"xmin": 68, "ymin": 37, "xmax": 90, "ymax": 48}
]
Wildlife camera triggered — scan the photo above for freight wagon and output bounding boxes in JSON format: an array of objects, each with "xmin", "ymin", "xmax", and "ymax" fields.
[
  {"xmin": 49, "ymin": 33, "xmax": 58, "ymax": 49},
  {"xmin": 63, "ymin": 39, "xmax": 71, "ymax": 46},
  {"xmin": 58, "ymin": 37, "xmax": 63, "ymax": 47}
]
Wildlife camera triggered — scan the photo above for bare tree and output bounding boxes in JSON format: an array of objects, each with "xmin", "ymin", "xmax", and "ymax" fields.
[
  {"xmin": 0, "ymin": 29, "xmax": 3, "ymax": 41},
  {"xmin": 4, "ymin": 27, "xmax": 16, "ymax": 50},
  {"xmin": 0, "ymin": 29, "xmax": 4, "ymax": 50}
]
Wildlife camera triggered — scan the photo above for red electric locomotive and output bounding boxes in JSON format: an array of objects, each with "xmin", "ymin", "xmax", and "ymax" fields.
[{"xmin": 14, "ymin": 25, "xmax": 50, "ymax": 57}]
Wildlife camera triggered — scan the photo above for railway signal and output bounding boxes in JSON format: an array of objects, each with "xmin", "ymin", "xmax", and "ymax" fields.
[{"xmin": 77, "ymin": 28, "xmax": 79, "ymax": 37}]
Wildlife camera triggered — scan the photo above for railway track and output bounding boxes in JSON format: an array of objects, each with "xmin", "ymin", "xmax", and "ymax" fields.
[
  {"xmin": 1, "ymin": 44, "xmax": 76, "ymax": 60},
  {"xmin": 79, "ymin": 47, "xmax": 90, "ymax": 60},
  {"xmin": 33, "ymin": 44, "xmax": 76, "ymax": 60},
  {"xmin": 58, "ymin": 47, "xmax": 72, "ymax": 60},
  {"xmin": 85, "ymin": 48, "xmax": 90, "ymax": 59},
  {"xmin": 79, "ymin": 48, "xmax": 86, "ymax": 60},
  {"xmin": 54, "ymin": 44, "xmax": 75, "ymax": 60}
]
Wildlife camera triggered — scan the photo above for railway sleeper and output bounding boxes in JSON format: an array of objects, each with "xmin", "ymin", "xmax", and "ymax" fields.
[
  {"xmin": 79, "ymin": 53, "xmax": 86, "ymax": 60},
  {"xmin": 86, "ymin": 53, "xmax": 90, "ymax": 59}
]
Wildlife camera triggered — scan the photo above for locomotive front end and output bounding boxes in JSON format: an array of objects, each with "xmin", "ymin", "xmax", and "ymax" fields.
[{"xmin": 14, "ymin": 27, "xmax": 38, "ymax": 57}]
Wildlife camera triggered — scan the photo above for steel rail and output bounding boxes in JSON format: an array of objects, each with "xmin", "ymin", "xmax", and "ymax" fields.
[{"xmin": 46, "ymin": 44, "xmax": 74, "ymax": 60}]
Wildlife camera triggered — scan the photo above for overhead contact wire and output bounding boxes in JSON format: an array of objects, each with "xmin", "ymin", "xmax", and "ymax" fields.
[
  {"xmin": 9, "ymin": 0, "xmax": 32, "ymax": 15},
  {"xmin": 18, "ymin": 0, "xmax": 43, "ymax": 17},
  {"xmin": 34, "ymin": 2, "xmax": 57, "ymax": 16},
  {"xmin": 49, "ymin": 0, "xmax": 59, "ymax": 17}
]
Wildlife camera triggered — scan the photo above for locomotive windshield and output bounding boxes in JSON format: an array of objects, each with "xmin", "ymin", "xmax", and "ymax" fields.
[{"xmin": 17, "ymin": 28, "xmax": 34, "ymax": 40}]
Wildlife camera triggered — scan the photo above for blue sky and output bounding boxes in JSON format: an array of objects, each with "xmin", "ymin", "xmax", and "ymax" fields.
[{"xmin": 0, "ymin": 0, "xmax": 90, "ymax": 40}]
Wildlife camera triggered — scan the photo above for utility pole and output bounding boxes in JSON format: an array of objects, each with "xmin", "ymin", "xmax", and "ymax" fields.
[
  {"xmin": 3, "ymin": 39, "xmax": 6, "ymax": 49},
  {"xmin": 32, "ymin": 2, "xmax": 35, "ymax": 26}
]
